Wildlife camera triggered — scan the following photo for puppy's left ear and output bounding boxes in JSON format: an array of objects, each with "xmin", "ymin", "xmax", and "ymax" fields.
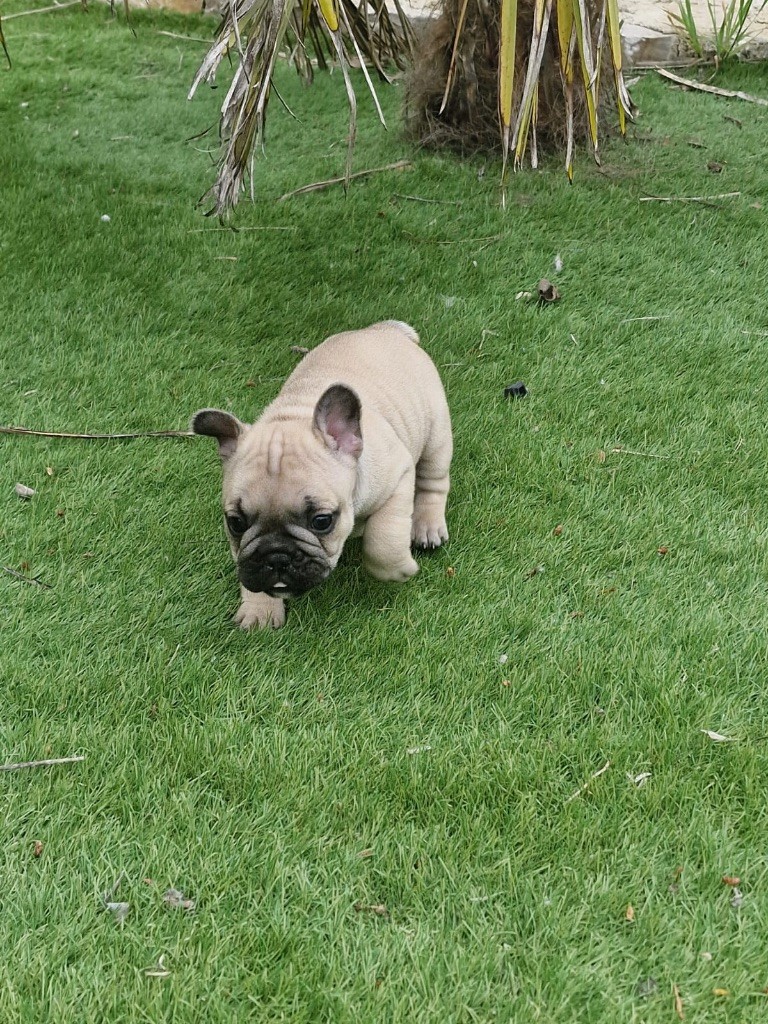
[
  {"xmin": 191, "ymin": 408, "xmax": 243, "ymax": 459},
  {"xmin": 313, "ymin": 384, "xmax": 363, "ymax": 458}
]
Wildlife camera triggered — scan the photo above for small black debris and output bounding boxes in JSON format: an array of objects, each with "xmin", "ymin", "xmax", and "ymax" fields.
[{"xmin": 504, "ymin": 381, "xmax": 528, "ymax": 399}]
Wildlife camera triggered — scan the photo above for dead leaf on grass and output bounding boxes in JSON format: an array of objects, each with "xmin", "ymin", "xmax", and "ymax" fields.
[
  {"xmin": 628, "ymin": 771, "xmax": 652, "ymax": 788},
  {"xmin": 553, "ymin": 524, "xmax": 563, "ymax": 536},
  {"xmin": 163, "ymin": 887, "xmax": 196, "ymax": 911},
  {"xmin": 713, "ymin": 988, "xmax": 730, "ymax": 997},
  {"xmin": 525, "ymin": 565, "xmax": 545, "ymax": 579},
  {"xmin": 105, "ymin": 901, "xmax": 130, "ymax": 925},
  {"xmin": 707, "ymin": 161, "xmax": 724, "ymax": 173},
  {"xmin": 45, "ymin": 467, "xmax": 54, "ymax": 477},
  {"xmin": 673, "ymin": 983, "xmax": 685, "ymax": 1020},
  {"xmin": 15, "ymin": 483, "xmax": 35, "ymax": 499},
  {"xmin": 358, "ymin": 849, "xmax": 374, "ymax": 859},
  {"xmin": 701, "ymin": 951, "xmax": 713, "ymax": 961},
  {"xmin": 702, "ymin": 729, "xmax": 736, "ymax": 742},
  {"xmin": 537, "ymin": 278, "xmax": 561, "ymax": 304},
  {"xmin": 354, "ymin": 902, "xmax": 389, "ymax": 917},
  {"xmin": 33, "ymin": 840, "xmax": 43, "ymax": 857},
  {"xmin": 144, "ymin": 955, "xmax": 171, "ymax": 979},
  {"xmin": 625, "ymin": 903, "xmax": 635, "ymax": 922},
  {"xmin": 290, "ymin": 345, "xmax": 309, "ymax": 355},
  {"xmin": 657, "ymin": 546, "xmax": 669, "ymax": 556},
  {"xmin": 445, "ymin": 566, "xmax": 456, "ymax": 578},
  {"xmin": 722, "ymin": 875, "xmax": 741, "ymax": 887}
]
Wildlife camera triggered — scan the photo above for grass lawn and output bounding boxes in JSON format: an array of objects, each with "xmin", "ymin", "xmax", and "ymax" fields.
[{"xmin": 3, "ymin": 5, "xmax": 768, "ymax": 1019}]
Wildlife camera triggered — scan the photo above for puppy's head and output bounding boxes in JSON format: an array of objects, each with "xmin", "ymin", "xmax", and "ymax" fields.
[{"xmin": 193, "ymin": 384, "xmax": 362, "ymax": 599}]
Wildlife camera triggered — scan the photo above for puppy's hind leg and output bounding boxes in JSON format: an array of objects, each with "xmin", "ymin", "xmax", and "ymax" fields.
[{"xmin": 411, "ymin": 425, "xmax": 452, "ymax": 550}]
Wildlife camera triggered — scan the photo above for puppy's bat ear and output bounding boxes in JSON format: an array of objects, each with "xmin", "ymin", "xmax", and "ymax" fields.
[
  {"xmin": 191, "ymin": 409, "xmax": 243, "ymax": 459},
  {"xmin": 313, "ymin": 384, "xmax": 363, "ymax": 458}
]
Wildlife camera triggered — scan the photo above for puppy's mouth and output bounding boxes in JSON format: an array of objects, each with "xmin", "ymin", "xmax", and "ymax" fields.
[
  {"xmin": 237, "ymin": 532, "xmax": 332, "ymax": 598},
  {"xmin": 266, "ymin": 581, "xmax": 293, "ymax": 598}
]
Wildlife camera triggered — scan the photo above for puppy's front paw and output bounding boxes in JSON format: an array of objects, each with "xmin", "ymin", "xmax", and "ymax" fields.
[
  {"xmin": 364, "ymin": 554, "xmax": 420, "ymax": 583},
  {"xmin": 411, "ymin": 514, "xmax": 449, "ymax": 550},
  {"xmin": 234, "ymin": 591, "xmax": 286, "ymax": 630}
]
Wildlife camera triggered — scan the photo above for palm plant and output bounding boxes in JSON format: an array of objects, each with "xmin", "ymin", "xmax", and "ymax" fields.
[{"xmin": 190, "ymin": 0, "xmax": 633, "ymax": 216}]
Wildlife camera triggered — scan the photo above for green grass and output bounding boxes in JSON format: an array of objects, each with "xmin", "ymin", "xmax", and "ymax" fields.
[{"xmin": 3, "ymin": 6, "xmax": 768, "ymax": 1019}]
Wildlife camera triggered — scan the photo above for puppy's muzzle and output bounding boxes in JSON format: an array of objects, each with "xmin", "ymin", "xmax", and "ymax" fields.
[{"xmin": 238, "ymin": 536, "xmax": 331, "ymax": 598}]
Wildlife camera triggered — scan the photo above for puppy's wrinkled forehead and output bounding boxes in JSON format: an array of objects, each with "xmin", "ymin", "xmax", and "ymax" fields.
[{"xmin": 225, "ymin": 421, "xmax": 343, "ymax": 513}]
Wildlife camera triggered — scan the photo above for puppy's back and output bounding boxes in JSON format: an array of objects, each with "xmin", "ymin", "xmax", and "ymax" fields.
[{"xmin": 277, "ymin": 321, "xmax": 449, "ymax": 462}]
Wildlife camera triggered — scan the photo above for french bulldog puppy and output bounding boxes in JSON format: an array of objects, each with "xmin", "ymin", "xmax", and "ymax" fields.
[{"xmin": 192, "ymin": 321, "xmax": 452, "ymax": 628}]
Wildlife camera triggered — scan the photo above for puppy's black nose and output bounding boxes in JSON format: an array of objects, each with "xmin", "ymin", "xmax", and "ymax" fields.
[{"xmin": 265, "ymin": 552, "xmax": 291, "ymax": 572}]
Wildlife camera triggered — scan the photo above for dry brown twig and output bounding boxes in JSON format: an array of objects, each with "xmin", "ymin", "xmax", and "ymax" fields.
[
  {"xmin": 278, "ymin": 161, "xmax": 412, "ymax": 201},
  {"xmin": 610, "ymin": 446, "xmax": 670, "ymax": 460},
  {"xmin": 157, "ymin": 30, "xmax": 211, "ymax": 44},
  {"xmin": 0, "ymin": 755, "xmax": 84, "ymax": 772},
  {"xmin": 2, "ymin": 566, "xmax": 52, "ymax": 589},
  {"xmin": 620, "ymin": 315, "xmax": 672, "ymax": 323},
  {"xmin": 0, "ymin": 426, "xmax": 193, "ymax": 440},
  {"xmin": 187, "ymin": 226, "xmax": 297, "ymax": 233},
  {"xmin": 640, "ymin": 192, "xmax": 740, "ymax": 204},
  {"xmin": 565, "ymin": 760, "xmax": 611, "ymax": 804},
  {"xmin": 657, "ymin": 68, "xmax": 768, "ymax": 107},
  {"xmin": 5, "ymin": 0, "xmax": 79, "ymax": 19},
  {"xmin": 393, "ymin": 194, "xmax": 463, "ymax": 205}
]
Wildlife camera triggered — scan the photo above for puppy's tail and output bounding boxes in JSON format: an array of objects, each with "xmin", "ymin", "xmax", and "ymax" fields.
[{"xmin": 375, "ymin": 320, "xmax": 420, "ymax": 346}]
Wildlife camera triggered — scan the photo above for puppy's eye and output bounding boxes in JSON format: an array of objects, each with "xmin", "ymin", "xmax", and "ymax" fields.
[
  {"xmin": 311, "ymin": 513, "xmax": 334, "ymax": 533},
  {"xmin": 226, "ymin": 513, "xmax": 248, "ymax": 537}
]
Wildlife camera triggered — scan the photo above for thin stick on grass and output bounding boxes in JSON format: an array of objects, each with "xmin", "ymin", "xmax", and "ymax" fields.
[
  {"xmin": 404, "ymin": 232, "xmax": 507, "ymax": 246},
  {"xmin": 157, "ymin": 30, "xmax": 212, "ymax": 43},
  {"xmin": 657, "ymin": 68, "xmax": 768, "ymax": 106},
  {"xmin": 0, "ymin": 426, "xmax": 193, "ymax": 439},
  {"xmin": 2, "ymin": 566, "xmax": 52, "ymax": 589},
  {"xmin": 620, "ymin": 315, "xmax": 672, "ymax": 323},
  {"xmin": 639, "ymin": 192, "xmax": 740, "ymax": 203},
  {"xmin": 610, "ymin": 446, "xmax": 670, "ymax": 460},
  {"xmin": 0, "ymin": 755, "xmax": 84, "ymax": 772},
  {"xmin": 393, "ymin": 194, "xmax": 463, "ymax": 205},
  {"xmin": 186, "ymin": 225, "xmax": 296, "ymax": 231},
  {"xmin": 5, "ymin": 0, "xmax": 79, "ymax": 18},
  {"xmin": 564, "ymin": 760, "xmax": 611, "ymax": 804},
  {"xmin": 278, "ymin": 160, "xmax": 412, "ymax": 201}
]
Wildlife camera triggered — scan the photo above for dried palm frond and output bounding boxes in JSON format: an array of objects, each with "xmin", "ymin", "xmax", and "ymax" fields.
[
  {"xmin": 405, "ymin": 0, "xmax": 633, "ymax": 181},
  {"xmin": 189, "ymin": 0, "xmax": 413, "ymax": 216}
]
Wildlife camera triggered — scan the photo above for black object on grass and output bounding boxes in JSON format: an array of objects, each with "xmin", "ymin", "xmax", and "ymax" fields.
[{"xmin": 504, "ymin": 381, "xmax": 528, "ymax": 399}]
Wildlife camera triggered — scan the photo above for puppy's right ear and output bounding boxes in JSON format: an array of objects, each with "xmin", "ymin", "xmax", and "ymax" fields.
[{"xmin": 191, "ymin": 409, "xmax": 243, "ymax": 460}]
